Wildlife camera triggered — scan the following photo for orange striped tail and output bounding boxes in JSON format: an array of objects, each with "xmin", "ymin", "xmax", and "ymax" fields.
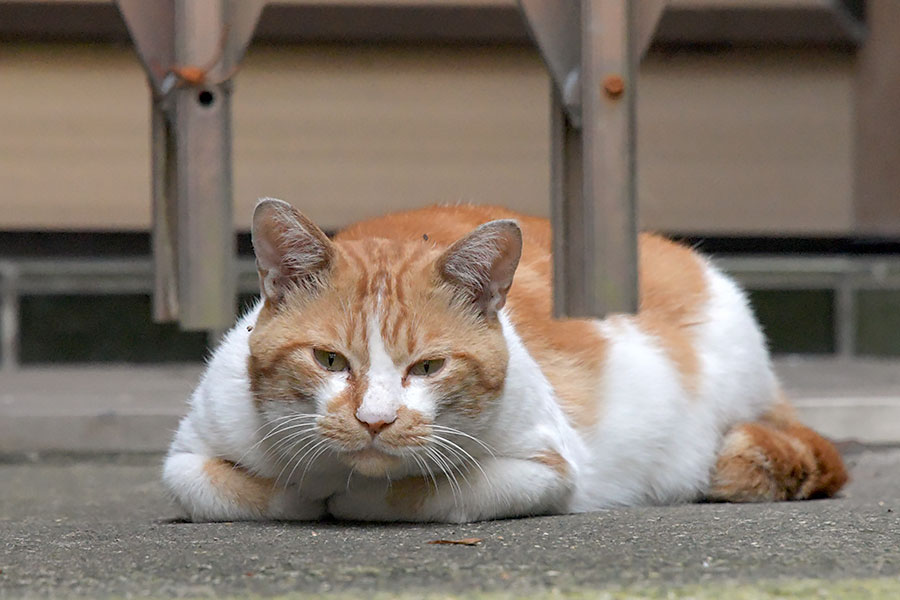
[{"xmin": 709, "ymin": 420, "xmax": 848, "ymax": 502}]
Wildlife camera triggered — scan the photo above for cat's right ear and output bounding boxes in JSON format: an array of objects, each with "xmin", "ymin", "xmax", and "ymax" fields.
[{"xmin": 251, "ymin": 198, "xmax": 335, "ymax": 304}]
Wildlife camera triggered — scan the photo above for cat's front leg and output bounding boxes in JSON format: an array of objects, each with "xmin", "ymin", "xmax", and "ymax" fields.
[
  {"xmin": 327, "ymin": 455, "xmax": 573, "ymax": 523},
  {"xmin": 163, "ymin": 451, "xmax": 325, "ymax": 522}
]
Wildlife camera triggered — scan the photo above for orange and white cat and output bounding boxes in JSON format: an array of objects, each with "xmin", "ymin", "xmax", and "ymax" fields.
[{"xmin": 163, "ymin": 199, "xmax": 847, "ymax": 522}]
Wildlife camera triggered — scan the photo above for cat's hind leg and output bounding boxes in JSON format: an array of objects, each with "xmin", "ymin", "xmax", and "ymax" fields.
[
  {"xmin": 162, "ymin": 451, "xmax": 325, "ymax": 521},
  {"xmin": 707, "ymin": 417, "xmax": 848, "ymax": 502}
]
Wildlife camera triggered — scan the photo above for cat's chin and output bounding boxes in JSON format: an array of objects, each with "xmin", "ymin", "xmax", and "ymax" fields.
[{"xmin": 341, "ymin": 448, "xmax": 404, "ymax": 477}]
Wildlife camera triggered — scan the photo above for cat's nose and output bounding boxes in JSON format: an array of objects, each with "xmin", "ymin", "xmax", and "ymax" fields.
[{"xmin": 356, "ymin": 415, "xmax": 396, "ymax": 437}]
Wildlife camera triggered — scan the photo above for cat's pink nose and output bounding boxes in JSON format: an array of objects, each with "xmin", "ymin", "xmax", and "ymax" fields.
[{"xmin": 357, "ymin": 416, "xmax": 395, "ymax": 437}]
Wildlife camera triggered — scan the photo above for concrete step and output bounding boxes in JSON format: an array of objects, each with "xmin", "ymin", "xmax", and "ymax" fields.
[
  {"xmin": 776, "ymin": 357, "xmax": 900, "ymax": 444},
  {"xmin": 1, "ymin": 358, "xmax": 898, "ymax": 454},
  {"xmin": 0, "ymin": 366, "xmax": 199, "ymax": 454}
]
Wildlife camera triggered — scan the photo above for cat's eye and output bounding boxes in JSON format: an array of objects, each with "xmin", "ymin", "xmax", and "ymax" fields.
[
  {"xmin": 409, "ymin": 358, "xmax": 445, "ymax": 377},
  {"xmin": 313, "ymin": 349, "xmax": 349, "ymax": 372}
]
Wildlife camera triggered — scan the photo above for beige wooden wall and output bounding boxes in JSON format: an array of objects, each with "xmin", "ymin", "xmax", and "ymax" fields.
[{"xmin": 0, "ymin": 42, "xmax": 853, "ymax": 234}]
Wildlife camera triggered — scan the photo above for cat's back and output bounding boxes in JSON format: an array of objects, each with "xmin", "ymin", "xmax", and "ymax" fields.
[{"xmin": 336, "ymin": 204, "xmax": 552, "ymax": 261}]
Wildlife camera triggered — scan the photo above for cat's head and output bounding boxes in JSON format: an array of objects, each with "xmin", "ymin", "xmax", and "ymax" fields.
[{"xmin": 247, "ymin": 198, "xmax": 522, "ymax": 478}]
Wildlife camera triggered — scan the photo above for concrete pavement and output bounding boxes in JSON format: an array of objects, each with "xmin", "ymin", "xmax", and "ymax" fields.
[
  {"xmin": 1, "ymin": 446, "xmax": 899, "ymax": 598},
  {"xmin": 1, "ymin": 357, "xmax": 898, "ymax": 597}
]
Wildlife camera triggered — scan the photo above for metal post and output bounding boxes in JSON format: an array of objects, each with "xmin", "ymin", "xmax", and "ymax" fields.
[
  {"xmin": 519, "ymin": 0, "xmax": 664, "ymax": 318},
  {"xmin": 0, "ymin": 263, "xmax": 20, "ymax": 372},
  {"xmin": 550, "ymin": 86, "xmax": 586, "ymax": 314},
  {"xmin": 578, "ymin": 0, "xmax": 637, "ymax": 317},
  {"xmin": 151, "ymin": 99, "xmax": 179, "ymax": 322},
  {"xmin": 173, "ymin": 1, "xmax": 235, "ymax": 329},
  {"xmin": 835, "ymin": 278, "xmax": 857, "ymax": 357},
  {"xmin": 116, "ymin": 0, "xmax": 263, "ymax": 331}
]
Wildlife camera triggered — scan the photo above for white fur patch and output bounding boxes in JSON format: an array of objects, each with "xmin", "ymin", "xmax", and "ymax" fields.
[{"xmin": 356, "ymin": 317, "xmax": 403, "ymax": 425}]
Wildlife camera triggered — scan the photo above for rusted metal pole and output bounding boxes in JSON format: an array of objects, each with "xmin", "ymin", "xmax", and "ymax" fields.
[
  {"xmin": 575, "ymin": 0, "xmax": 638, "ymax": 317},
  {"xmin": 172, "ymin": 1, "xmax": 236, "ymax": 329},
  {"xmin": 116, "ymin": 0, "xmax": 263, "ymax": 330},
  {"xmin": 521, "ymin": 0, "xmax": 663, "ymax": 318}
]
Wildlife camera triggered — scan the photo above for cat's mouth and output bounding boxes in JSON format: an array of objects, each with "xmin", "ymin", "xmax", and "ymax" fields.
[{"xmin": 341, "ymin": 447, "xmax": 404, "ymax": 477}]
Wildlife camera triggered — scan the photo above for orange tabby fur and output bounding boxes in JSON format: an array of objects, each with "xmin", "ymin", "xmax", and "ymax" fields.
[
  {"xmin": 337, "ymin": 204, "xmax": 846, "ymax": 501},
  {"xmin": 710, "ymin": 420, "xmax": 848, "ymax": 501},
  {"xmin": 169, "ymin": 203, "xmax": 847, "ymax": 521},
  {"xmin": 202, "ymin": 458, "xmax": 276, "ymax": 513}
]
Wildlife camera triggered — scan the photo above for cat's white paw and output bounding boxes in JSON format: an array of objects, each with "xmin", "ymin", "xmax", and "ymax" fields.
[
  {"xmin": 268, "ymin": 487, "xmax": 328, "ymax": 521},
  {"xmin": 326, "ymin": 483, "xmax": 396, "ymax": 521},
  {"xmin": 326, "ymin": 476, "xmax": 477, "ymax": 523}
]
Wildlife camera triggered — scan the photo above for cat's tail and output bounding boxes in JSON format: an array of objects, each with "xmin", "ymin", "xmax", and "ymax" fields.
[{"xmin": 707, "ymin": 397, "xmax": 848, "ymax": 502}]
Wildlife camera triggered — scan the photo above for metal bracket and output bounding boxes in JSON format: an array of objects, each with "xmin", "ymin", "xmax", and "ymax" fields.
[
  {"xmin": 518, "ymin": 0, "xmax": 665, "ymax": 318},
  {"xmin": 116, "ymin": 0, "xmax": 264, "ymax": 330}
]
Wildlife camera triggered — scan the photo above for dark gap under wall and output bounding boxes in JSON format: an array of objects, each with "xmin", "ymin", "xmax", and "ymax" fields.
[
  {"xmin": 17, "ymin": 294, "xmax": 260, "ymax": 364},
  {"xmin": 13, "ymin": 289, "xmax": 900, "ymax": 364},
  {"xmin": 3, "ymin": 230, "xmax": 899, "ymax": 363},
  {"xmin": 2, "ymin": 231, "xmax": 900, "ymax": 258}
]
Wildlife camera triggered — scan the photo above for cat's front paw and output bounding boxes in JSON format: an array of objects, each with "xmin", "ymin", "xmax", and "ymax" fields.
[
  {"xmin": 268, "ymin": 486, "xmax": 328, "ymax": 521},
  {"xmin": 327, "ymin": 476, "xmax": 430, "ymax": 522},
  {"xmin": 326, "ymin": 483, "xmax": 393, "ymax": 521},
  {"xmin": 326, "ymin": 476, "xmax": 471, "ymax": 522}
]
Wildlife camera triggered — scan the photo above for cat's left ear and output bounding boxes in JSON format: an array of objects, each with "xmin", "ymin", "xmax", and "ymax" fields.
[{"xmin": 437, "ymin": 219, "xmax": 522, "ymax": 319}]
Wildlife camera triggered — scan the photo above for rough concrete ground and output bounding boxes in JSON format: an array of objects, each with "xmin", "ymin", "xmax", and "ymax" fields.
[
  {"xmin": 1, "ymin": 447, "xmax": 899, "ymax": 599},
  {"xmin": 1, "ymin": 358, "xmax": 898, "ymax": 597}
]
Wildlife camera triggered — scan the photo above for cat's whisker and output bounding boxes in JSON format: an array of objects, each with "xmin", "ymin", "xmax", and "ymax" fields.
[
  {"xmin": 434, "ymin": 437, "xmax": 499, "ymax": 502},
  {"xmin": 269, "ymin": 439, "xmax": 306, "ymax": 472},
  {"xmin": 257, "ymin": 413, "xmax": 318, "ymax": 438},
  {"xmin": 266, "ymin": 414, "xmax": 320, "ymax": 432},
  {"xmin": 429, "ymin": 425, "xmax": 496, "ymax": 458},
  {"xmin": 409, "ymin": 450, "xmax": 439, "ymax": 497},
  {"xmin": 345, "ymin": 466, "xmax": 355, "ymax": 491},
  {"xmin": 428, "ymin": 438, "xmax": 471, "ymax": 483},
  {"xmin": 296, "ymin": 442, "xmax": 333, "ymax": 491},
  {"xmin": 430, "ymin": 425, "xmax": 495, "ymax": 456},
  {"xmin": 423, "ymin": 445, "xmax": 461, "ymax": 507},
  {"xmin": 431, "ymin": 435, "xmax": 487, "ymax": 487},
  {"xmin": 275, "ymin": 435, "xmax": 325, "ymax": 486},
  {"xmin": 227, "ymin": 415, "xmax": 293, "ymax": 458},
  {"xmin": 440, "ymin": 445, "xmax": 474, "ymax": 492},
  {"xmin": 274, "ymin": 430, "xmax": 321, "ymax": 463},
  {"xmin": 416, "ymin": 453, "xmax": 441, "ymax": 500},
  {"xmin": 436, "ymin": 442, "xmax": 481, "ymax": 501},
  {"xmin": 250, "ymin": 425, "xmax": 318, "ymax": 468},
  {"xmin": 299, "ymin": 444, "xmax": 334, "ymax": 489},
  {"xmin": 284, "ymin": 437, "xmax": 332, "ymax": 488},
  {"xmin": 265, "ymin": 435, "xmax": 320, "ymax": 472},
  {"xmin": 259, "ymin": 420, "xmax": 318, "ymax": 451},
  {"xmin": 234, "ymin": 414, "xmax": 320, "ymax": 464},
  {"xmin": 265, "ymin": 426, "xmax": 321, "ymax": 458},
  {"xmin": 226, "ymin": 414, "xmax": 317, "ymax": 471},
  {"xmin": 425, "ymin": 429, "xmax": 490, "ymax": 494},
  {"xmin": 431, "ymin": 435, "xmax": 490, "ymax": 488}
]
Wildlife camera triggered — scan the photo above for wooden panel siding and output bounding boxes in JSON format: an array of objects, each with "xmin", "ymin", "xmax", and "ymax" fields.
[{"xmin": 0, "ymin": 44, "xmax": 854, "ymax": 235}]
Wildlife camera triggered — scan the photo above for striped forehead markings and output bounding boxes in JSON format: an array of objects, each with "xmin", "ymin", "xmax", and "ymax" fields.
[{"xmin": 336, "ymin": 240, "xmax": 436, "ymax": 362}]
